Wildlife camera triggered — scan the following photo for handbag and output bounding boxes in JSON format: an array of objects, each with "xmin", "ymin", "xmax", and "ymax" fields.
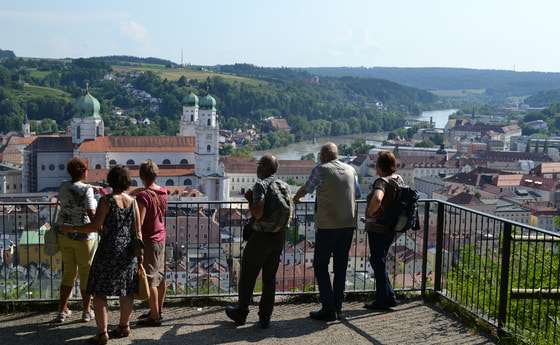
[
  {"xmin": 130, "ymin": 200, "xmax": 145, "ymax": 256},
  {"xmin": 134, "ymin": 264, "xmax": 151, "ymax": 300},
  {"xmin": 44, "ymin": 201, "xmax": 60, "ymax": 256},
  {"xmin": 242, "ymin": 217, "xmax": 254, "ymax": 241}
]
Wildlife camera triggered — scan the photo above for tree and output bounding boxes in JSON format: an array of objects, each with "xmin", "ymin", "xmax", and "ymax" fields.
[
  {"xmin": 432, "ymin": 133, "xmax": 445, "ymax": 146},
  {"xmin": 534, "ymin": 140, "xmax": 540, "ymax": 153},
  {"xmin": 300, "ymin": 153, "xmax": 316, "ymax": 161},
  {"xmin": 393, "ymin": 144, "xmax": 400, "ymax": 156},
  {"xmin": 525, "ymin": 138, "xmax": 531, "ymax": 153},
  {"xmin": 543, "ymin": 139, "xmax": 549, "ymax": 154}
]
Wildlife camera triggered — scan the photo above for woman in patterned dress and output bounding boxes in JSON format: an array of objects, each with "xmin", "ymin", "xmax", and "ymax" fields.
[{"xmin": 62, "ymin": 165, "xmax": 142, "ymax": 345}]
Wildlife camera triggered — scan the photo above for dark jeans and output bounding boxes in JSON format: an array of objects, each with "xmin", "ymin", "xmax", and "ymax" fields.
[
  {"xmin": 367, "ymin": 231, "xmax": 397, "ymax": 305},
  {"xmin": 313, "ymin": 228, "xmax": 354, "ymax": 311},
  {"xmin": 238, "ymin": 231, "xmax": 284, "ymax": 317}
]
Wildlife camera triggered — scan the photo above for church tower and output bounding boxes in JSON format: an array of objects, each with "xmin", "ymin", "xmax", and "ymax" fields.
[
  {"xmin": 195, "ymin": 93, "xmax": 219, "ymax": 176},
  {"xmin": 71, "ymin": 89, "xmax": 104, "ymax": 145},
  {"xmin": 180, "ymin": 91, "xmax": 199, "ymax": 136},
  {"xmin": 22, "ymin": 113, "xmax": 30, "ymax": 138}
]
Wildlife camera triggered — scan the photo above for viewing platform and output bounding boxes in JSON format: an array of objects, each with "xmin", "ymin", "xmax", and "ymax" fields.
[{"xmin": 1, "ymin": 298, "xmax": 497, "ymax": 345}]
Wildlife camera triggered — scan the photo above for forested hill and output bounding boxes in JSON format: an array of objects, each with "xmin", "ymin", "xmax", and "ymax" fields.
[
  {"xmin": 94, "ymin": 55, "xmax": 175, "ymax": 67},
  {"xmin": 0, "ymin": 57, "xmax": 445, "ymax": 144},
  {"xmin": 218, "ymin": 63, "xmax": 441, "ymax": 111},
  {"xmin": 303, "ymin": 67, "xmax": 560, "ymax": 103}
]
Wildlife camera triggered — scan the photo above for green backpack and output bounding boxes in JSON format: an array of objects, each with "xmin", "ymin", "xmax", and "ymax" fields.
[{"xmin": 255, "ymin": 179, "xmax": 294, "ymax": 233}]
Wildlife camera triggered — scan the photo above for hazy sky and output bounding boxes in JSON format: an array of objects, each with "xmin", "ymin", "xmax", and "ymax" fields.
[{"xmin": 2, "ymin": 0, "xmax": 559, "ymax": 72}]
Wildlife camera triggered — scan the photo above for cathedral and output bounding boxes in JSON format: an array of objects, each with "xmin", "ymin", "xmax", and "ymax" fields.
[{"xmin": 21, "ymin": 90, "xmax": 229, "ymax": 200}]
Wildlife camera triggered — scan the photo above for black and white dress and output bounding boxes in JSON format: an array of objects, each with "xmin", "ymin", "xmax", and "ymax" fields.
[{"xmin": 86, "ymin": 195, "xmax": 138, "ymax": 296}]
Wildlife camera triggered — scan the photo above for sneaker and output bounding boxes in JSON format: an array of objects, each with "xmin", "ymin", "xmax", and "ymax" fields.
[
  {"xmin": 54, "ymin": 310, "xmax": 72, "ymax": 323},
  {"xmin": 81, "ymin": 310, "xmax": 95, "ymax": 322}
]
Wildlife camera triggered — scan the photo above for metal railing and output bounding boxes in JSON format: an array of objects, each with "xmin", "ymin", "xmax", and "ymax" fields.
[{"xmin": 1, "ymin": 198, "xmax": 559, "ymax": 344}]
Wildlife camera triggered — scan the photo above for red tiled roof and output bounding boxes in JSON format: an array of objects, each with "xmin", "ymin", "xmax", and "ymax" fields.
[{"xmin": 79, "ymin": 136, "xmax": 195, "ymax": 152}]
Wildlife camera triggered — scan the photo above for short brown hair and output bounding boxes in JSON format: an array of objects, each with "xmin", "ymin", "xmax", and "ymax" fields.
[
  {"xmin": 107, "ymin": 165, "xmax": 132, "ymax": 193},
  {"xmin": 376, "ymin": 151, "xmax": 397, "ymax": 175},
  {"xmin": 66, "ymin": 157, "xmax": 88, "ymax": 181},
  {"xmin": 139, "ymin": 160, "xmax": 159, "ymax": 183}
]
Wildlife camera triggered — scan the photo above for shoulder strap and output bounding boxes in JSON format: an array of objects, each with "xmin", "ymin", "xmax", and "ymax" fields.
[
  {"xmin": 147, "ymin": 189, "xmax": 164, "ymax": 214},
  {"xmin": 380, "ymin": 176, "xmax": 402, "ymax": 207}
]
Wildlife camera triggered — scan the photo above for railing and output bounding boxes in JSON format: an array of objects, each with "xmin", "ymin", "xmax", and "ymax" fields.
[
  {"xmin": 428, "ymin": 200, "xmax": 560, "ymax": 345},
  {"xmin": 1, "ymin": 199, "xmax": 558, "ymax": 344}
]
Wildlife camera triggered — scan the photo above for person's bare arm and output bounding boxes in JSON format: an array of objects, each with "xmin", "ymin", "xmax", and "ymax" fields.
[{"xmin": 366, "ymin": 189, "xmax": 384, "ymax": 218}]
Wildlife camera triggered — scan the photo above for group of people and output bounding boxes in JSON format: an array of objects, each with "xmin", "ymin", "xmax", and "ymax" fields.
[
  {"xmin": 225, "ymin": 143, "xmax": 402, "ymax": 327},
  {"xmin": 55, "ymin": 142, "xmax": 403, "ymax": 342},
  {"xmin": 55, "ymin": 158, "xmax": 168, "ymax": 345}
]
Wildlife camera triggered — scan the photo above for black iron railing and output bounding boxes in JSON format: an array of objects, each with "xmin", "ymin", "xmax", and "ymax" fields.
[{"xmin": 1, "ymin": 199, "xmax": 558, "ymax": 344}]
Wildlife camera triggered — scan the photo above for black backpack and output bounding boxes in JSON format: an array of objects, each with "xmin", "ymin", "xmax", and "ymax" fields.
[
  {"xmin": 254, "ymin": 179, "xmax": 294, "ymax": 233},
  {"xmin": 379, "ymin": 177, "xmax": 420, "ymax": 232}
]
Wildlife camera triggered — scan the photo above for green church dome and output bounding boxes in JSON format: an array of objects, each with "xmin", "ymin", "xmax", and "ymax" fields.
[
  {"xmin": 199, "ymin": 93, "xmax": 216, "ymax": 111},
  {"xmin": 75, "ymin": 91, "xmax": 101, "ymax": 118},
  {"xmin": 182, "ymin": 91, "xmax": 199, "ymax": 107}
]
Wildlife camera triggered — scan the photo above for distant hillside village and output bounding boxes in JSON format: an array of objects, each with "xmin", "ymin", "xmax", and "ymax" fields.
[{"xmin": 2, "ymin": 90, "xmax": 560, "ymax": 295}]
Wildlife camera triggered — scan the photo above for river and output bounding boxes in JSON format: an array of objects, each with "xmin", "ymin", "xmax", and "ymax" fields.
[{"xmin": 252, "ymin": 109, "xmax": 458, "ymax": 160}]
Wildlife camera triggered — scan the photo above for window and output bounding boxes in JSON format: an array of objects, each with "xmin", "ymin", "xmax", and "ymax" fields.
[
  {"xmin": 207, "ymin": 119, "xmax": 211, "ymax": 126},
  {"xmin": 109, "ymin": 160, "xmax": 117, "ymax": 166},
  {"xmin": 95, "ymin": 164, "xmax": 101, "ymax": 169},
  {"xmin": 180, "ymin": 159, "xmax": 188, "ymax": 164},
  {"xmin": 59, "ymin": 164, "xmax": 65, "ymax": 170},
  {"xmin": 77, "ymin": 126, "xmax": 81, "ymax": 139},
  {"xmin": 163, "ymin": 159, "xmax": 171, "ymax": 165},
  {"xmin": 207, "ymin": 145, "xmax": 211, "ymax": 152},
  {"xmin": 190, "ymin": 115, "xmax": 194, "ymax": 121},
  {"xmin": 41, "ymin": 165, "xmax": 46, "ymax": 171},
  {"xmin": 131, "ymin": 180, "xmax": 138, "ymax": 187},
  {"xmin": 166, "ymin": 179, "xmax": 174, "ymax": 186},
  {"xmin": 49, "ymin": 164, "xmax": 55, "ymax": 171},
  {"xmin": 126, "ymin": 159, "xmax": 135, "ymax": 165},
  {"xmin": 184, "ymin": 179, "xmax": 192, "ymax": 186}
]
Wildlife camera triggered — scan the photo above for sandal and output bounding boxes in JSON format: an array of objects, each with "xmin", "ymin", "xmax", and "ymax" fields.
[
  {"xmin": 138, "ymin": 311, "xmax": 163, "ymax": 320},
  {"xmin": 88, "ymin": 331, "xmax": 108, "ymax": 345},
  {"xmin": 108, "ymin": 324, "xmax": 130, "ymax": 338},
  {"xmin": 137, "ymin": 317, "xmax": 162, "ymax": 327},
  {"xmin": 137, "ymin": 311, "xmax": 151, "ymax": 319}
]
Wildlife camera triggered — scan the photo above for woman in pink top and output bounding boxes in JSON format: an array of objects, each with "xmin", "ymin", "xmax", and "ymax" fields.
[{"xmin": 133, "ymin": 160, "xmax": 168, "ymax": 327}]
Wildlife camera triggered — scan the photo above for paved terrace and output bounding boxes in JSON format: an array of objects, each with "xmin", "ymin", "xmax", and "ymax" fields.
[{"xmin": 1, "ymin": 297, "xmax": 498, "ymax": 345}]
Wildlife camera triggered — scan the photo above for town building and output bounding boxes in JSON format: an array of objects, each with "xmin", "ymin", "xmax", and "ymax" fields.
[{"xmin": 16, "ymin": 90, "xmax": 228, "ymax": 200}]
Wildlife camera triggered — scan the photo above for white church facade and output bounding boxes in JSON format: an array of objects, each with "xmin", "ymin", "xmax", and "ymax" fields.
[{"xmin": 22, "ymin": 90, "xmax": 229, "ymax": 201}]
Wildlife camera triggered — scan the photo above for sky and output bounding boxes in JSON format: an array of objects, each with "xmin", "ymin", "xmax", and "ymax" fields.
[{"xmin": 2, "ymin": 0, "xmax": 560, "ymax": 72}]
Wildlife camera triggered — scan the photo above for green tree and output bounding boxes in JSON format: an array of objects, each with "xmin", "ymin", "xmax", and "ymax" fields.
[
  {"xmin": 300, "ymin": 153, "xmax": 316, "ymax": 161},
  {"xmin": 534, "ymin": 140, "xmax": 540, "ymax": 153},
  {"xmin": 525, "ymin": 138, "xmax": 531, "ymax": 153}
]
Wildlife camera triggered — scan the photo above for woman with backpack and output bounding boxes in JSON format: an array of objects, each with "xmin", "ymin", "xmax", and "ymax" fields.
[
  {"xmin": 364, "ymin": 151, "xmax": 402, "ymax": 310},
  {"xmin": 54, "ymin": 157, "xmax": 99, "ymax": 323}
]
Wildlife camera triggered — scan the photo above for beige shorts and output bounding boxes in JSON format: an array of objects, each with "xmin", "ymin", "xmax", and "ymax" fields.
[{"xmin": 143, "ymin": 241, "xmax": 165, "ymax": 287}]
